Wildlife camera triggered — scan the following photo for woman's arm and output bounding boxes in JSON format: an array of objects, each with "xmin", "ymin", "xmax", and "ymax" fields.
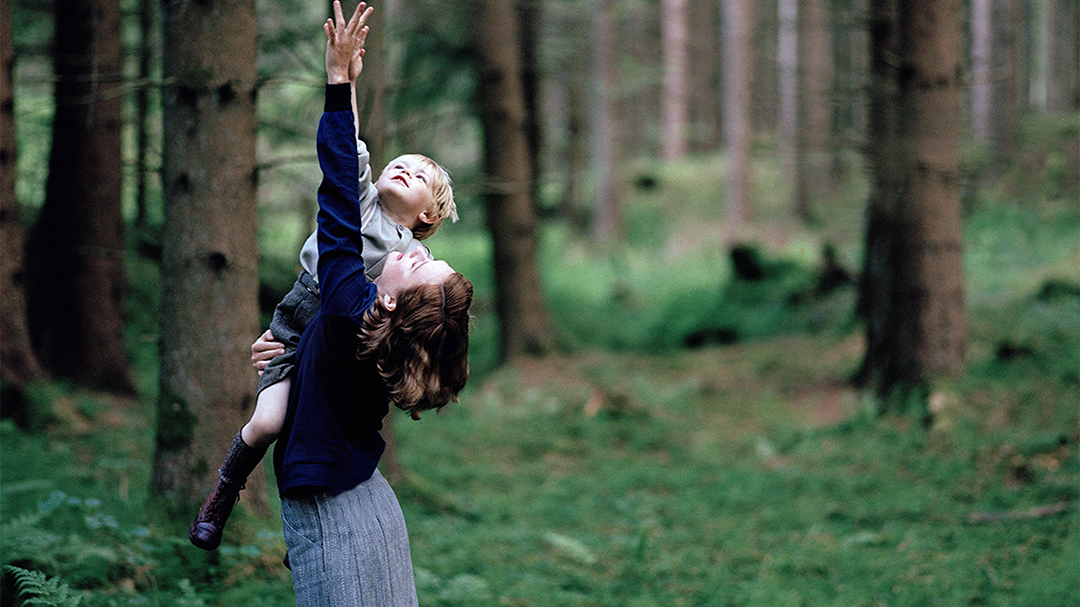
[{"xmin": 315, "ymin": 2, "xmax": 377, "ymax": 319}]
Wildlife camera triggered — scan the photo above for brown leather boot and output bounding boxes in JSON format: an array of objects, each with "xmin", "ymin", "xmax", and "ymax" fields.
[{"xmin": 189, "ymin": 432, "xmax": 266, "ymax": 550}]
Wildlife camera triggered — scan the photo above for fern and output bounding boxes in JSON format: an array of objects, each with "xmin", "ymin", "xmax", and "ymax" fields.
[{"xmin": 3, "ymin": 565, "xmax": 82, "ymax": 606}]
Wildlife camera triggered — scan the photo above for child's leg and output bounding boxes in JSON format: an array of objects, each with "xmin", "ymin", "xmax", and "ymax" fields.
[
  {"xmin": 189, "ymin": 379, "xmax": 290, "ymax": 551},
  {"xmin": 241, "ymin": 377, "xmax": 290, "ymax": 450}
]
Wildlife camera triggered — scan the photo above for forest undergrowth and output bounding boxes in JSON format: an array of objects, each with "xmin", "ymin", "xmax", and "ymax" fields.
[{"xmin": 2, "ymin": 136, "xmax": 1078, "ymax": 606}]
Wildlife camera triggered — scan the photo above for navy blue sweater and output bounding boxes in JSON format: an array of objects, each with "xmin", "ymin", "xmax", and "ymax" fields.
[{"xmin": 273, "ymin": 84, "xmax": 388, "ymax": 496}]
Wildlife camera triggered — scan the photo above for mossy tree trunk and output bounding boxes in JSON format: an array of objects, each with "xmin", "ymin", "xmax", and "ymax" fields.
[
  {"xmin": 858, "ymin": 0, "xmax": 966, "ymax": 416},
  {"xmin": 151, "ymin": 0, "xmax": 265, "ymax": 517}
]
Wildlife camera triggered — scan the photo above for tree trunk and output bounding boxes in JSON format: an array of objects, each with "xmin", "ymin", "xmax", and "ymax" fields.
[
  {"xmin": 970, "ymin": 0, "xmax": 993, "ymax": 141},
  {"xmin": 989, "ymin": 0, "xmax": 1018, "ymax": 164},
  {"xmin": 723, "ymin": 0, "xmax": 753, "ymax": 224},
  {"xmin": 858, "ymin": 0, "xmax": 966, "ymax": 415},
  {"xmin": 560, "ymin": 24, "xmax": 591, "ymax": 231},
  {"xmin": 474, "ymin": 0, "xmax": 555, "ymax": 361},
  {"xmin": 778, "ymin": 0, "xmax": 805, "ymax": 218},
  {"xmin": 1044, "ymin": 0, "xmax": 1080, "ymax": 114},
  {"xmin": 1, "ymin": 0, "xmax": 43, "ymax": 392},
  {"xmin": 834, "ymin": 0, "xmax": 868, "ymax": 148},
  {"xmin": 617, "ymin": 4, "xmax": 656, "ymax": 157},
  {"xmin": 661, "ymin": 0, "xmax": 689, "ymax": 160},
  {"xmin": 151, "ymin": 0, "xmax": 265, "ymax": 518},
  {"xmin": 971, "ymin": 0, "xmax": 1018, "ymax": 175},
  {"xmin": 591, "ymin": 0, "xmax": 622, "ymax": 241},
  {"xmin": 134, "ymin": 0, "xmax": 156, "ymax": 228},
  {"xmin": 516, "ymin": 0, "xmax": 543, "ymax": 197},
  {"xmin": 801, "ymin": 0, "xmax": 834, "ymax": 204},
  {"xmin": 26, "ymin": 0, "xmax": 133, "ymax": 393},
  {"xmin": 689, "ymin": 0, "xmax": 722, "ymax": 152}
]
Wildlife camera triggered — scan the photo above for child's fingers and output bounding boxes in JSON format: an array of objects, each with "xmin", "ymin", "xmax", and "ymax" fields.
[
  {"xmin": 332, "ymin": 0, "xmax": 345, "ymax": 26},
  {"xmin": 356, "ymin": 5, "xmax": 373, "ymax": 30},
  {"xmin": 346, "ymin": 3, "xmax": 372, "ymax": 38}
]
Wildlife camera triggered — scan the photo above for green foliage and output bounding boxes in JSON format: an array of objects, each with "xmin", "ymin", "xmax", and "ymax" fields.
[
  {"xmin": 5, "ymin": 565, "xmax": 82, "ymax": 607},
  {"xmin": 3, "ymin": 381, "xmax": 65, "ymax": 432},
  {"xmin": 541, "ymin": 223, "xmax": 857, "ymax": 354}
]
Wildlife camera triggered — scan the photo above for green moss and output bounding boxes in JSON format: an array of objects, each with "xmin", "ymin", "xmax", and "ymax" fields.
[{"xmin": 154, "ymin": 390, "xmax": 198, "ymax": 451}]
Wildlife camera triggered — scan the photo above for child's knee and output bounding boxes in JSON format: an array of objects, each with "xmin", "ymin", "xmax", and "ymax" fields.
[{"xmin": 241, "ymin": 417, "xmax": 280, "ymax": 449}]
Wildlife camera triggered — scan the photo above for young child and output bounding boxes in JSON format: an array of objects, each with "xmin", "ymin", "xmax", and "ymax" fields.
[{"xmin": 190, "ymin": 5, "xmax": 459, "ymax": 550}]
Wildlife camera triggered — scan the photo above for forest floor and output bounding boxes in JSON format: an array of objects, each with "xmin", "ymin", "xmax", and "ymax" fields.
[{"xmin": 2, "ymin": 321, "xmax": 1078, "ymax": 607}]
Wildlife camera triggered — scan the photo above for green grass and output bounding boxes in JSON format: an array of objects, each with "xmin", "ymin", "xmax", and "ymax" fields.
[{"xmin": 3, "ymin": 132, "xmax": 1078, "ymax": 605}]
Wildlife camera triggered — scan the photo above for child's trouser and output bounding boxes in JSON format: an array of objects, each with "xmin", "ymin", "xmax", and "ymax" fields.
[{"xmin": 257, "ymin": 271, "xmax": 320, "ymax": 394}]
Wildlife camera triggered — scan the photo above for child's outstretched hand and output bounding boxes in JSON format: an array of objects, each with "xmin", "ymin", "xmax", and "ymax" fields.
[{"xmin": 324, "ymin": 1, "xmax": 373, "ymax": 84}]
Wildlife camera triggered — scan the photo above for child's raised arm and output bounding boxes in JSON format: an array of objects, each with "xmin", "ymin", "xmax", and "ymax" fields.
[{"xmin": 324, "ymin": 1, "xmax": 373, "ymax": 139}]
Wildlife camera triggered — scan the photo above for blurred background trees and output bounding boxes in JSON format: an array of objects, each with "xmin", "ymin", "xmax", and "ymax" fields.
[
  {"xmin": 4, "ymin": 0, "xmax": 1078, "ymax": 511},
  {"xmin": 475, "ymin": 0, "xmax": 555, "ymax": 361},
  {"xmin": 25, "ymin": 0, "xmax": 132, "ymax": 394},
  {"xmin": 1, "ymin": 0, "xmax": 43, "ymax": 399}
]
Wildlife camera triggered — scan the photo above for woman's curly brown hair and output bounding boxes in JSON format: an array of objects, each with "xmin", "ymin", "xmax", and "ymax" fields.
[{"xmin": 355, "ymin": 272, "xmax": 473, "ymax": 419}]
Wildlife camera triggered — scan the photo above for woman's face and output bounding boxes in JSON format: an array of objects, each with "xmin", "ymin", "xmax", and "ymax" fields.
[{"xmin": 373, "ymin": 247, "xmax": 453, "ymax": 298}]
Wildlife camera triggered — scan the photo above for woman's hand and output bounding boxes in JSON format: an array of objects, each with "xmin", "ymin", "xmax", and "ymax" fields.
[{"xmin": 251, "ymin": 329, "xmax": 286, "ymax": 375}]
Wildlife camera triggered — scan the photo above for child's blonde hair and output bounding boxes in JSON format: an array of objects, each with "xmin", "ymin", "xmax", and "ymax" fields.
[
  {"xmin": 385, "ymin": 154, "xmax": 457, "ymax": 240},
  {"xmin": 355, "ymin": 272, "xmax": 472, "ymax": 419}
]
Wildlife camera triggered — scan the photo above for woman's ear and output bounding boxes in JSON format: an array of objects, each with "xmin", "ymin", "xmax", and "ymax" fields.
[{"xmin": 380, "ymin": 293, "xmax": 397, "ymax": 311}]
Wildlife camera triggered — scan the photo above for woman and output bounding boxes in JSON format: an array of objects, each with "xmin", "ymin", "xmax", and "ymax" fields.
[{"xmin": 272, "ymin": 4, "xmax": 472, "ymax": 604}]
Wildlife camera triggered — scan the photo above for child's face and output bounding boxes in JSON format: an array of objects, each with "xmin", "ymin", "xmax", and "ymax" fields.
[
  {"xmin": 375, "ymin": 156, "xmax": 436, "ymax": 229},
  {"xmin": 373, "ymin": 246, "xmax": 454, "ymax": 298}
]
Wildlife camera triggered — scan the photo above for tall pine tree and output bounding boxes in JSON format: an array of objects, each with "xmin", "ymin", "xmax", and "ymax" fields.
[{"xmin": 151, "ymin": 0, "xmax": 264, "ymax": 516}]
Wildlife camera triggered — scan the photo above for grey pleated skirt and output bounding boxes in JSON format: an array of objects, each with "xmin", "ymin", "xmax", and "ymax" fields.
[{"xmin": 281, "ymin": 469, "xmax": 418, "ymax": 606}]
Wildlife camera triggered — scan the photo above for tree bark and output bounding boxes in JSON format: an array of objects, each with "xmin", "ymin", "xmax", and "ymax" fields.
[
  {"xmin": 723, "ymin": 0, "xmax": 754, "ymax": 224},
  {"xmin": 970, "ymin": 0, "xmax": 993, "ymax": 141},
  {"xmin": 26, "ymin": 0, "xmax": 132, "ymax": 393},
  {"xmin": 1, "ymin": 0, "xmax": 43, "ymax": 391},
  {"xmin": 474, "ymin": 0, "xmax": 555, "ymax": 361},
  {"xmin": 661, "ymin": 0, "xmax": 689, "ymax": 160},
  {"xmin": 134, "ymin": 0, "xmax": 157, "ymax": 228},
  {"xmin": 560, "ymin": 21, "xmax": 591, "ymax": 231},
  {"xmin": 971, "ymin": 0, "xmax": 1018, "ymax": 174},
  {"xmin": 591, "ymin": 0, "xmax": 622, "ymax": 241},
  {"xmin": 516, "ymin": 0, "xmax": 543, "ymax": 196},
  {"xmin": 689, "ymin": 0, "xmax": 722, "ymax": 152},
  {"xmin": 151, "ymin": 0, "xmax": 265, "ymax": 517},
  {"xmin": 1044, "ymin": 0, "xmax": 1080, "ymax": 114},
  {"xmin": 778, "ymin": 0, "xmax": 804, "ymax": 217},
  {"xmin": 801, "ymin": 0, "xmax": 834, "ymax": 205},
  {"xmin": 858, "ymin": 0, "xmax": 966, "ymax": 414}
]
